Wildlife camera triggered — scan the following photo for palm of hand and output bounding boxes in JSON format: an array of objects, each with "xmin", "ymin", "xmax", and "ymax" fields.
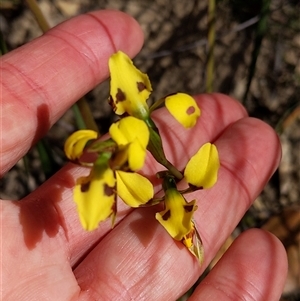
[{"xmin": 1, "ymin": 10, "xmax": 287, "ymax": 301}]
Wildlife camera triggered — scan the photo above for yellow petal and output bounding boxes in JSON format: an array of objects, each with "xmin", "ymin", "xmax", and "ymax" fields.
[
  {"xmin": 74, "ymin": 167, "xmax": 116, "ymax": 231},
  {"xmin": 64, "ymin": 130, "xmax": 98, "ymax": 160},
  {"xmin": 108, "ymin": 123, "xmax": 127, "ymax": 146},
  {"xmin": 128, "ymin": 141, "xmax": 147, "ymax": 171},
  {"xmin": 165, "ymin": 93, "xmax": 201, "ymax": 128},
  {"xmin": 184, "ymin": 142, "xmax": 220, "ymax": 189},
  {"xmin": 116, "ymin": 171, "xmax": 154, "ymax": 207},
  {"xmin": 109, "ymin": 116, "xmax": 149, "ymax": 171},
  {"xmin": 109, "ymin": 51, "xmax": 152, "ymax": 119},
  {"xmin": 155, "ymin": 189, "xmax": 197, "ymax": 240},
  {"xmin": 109, "ymin": 116, "xmax": 149, "ymax": 147}
]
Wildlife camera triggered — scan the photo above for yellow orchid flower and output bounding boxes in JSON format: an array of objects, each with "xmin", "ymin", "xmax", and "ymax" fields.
[
  {"xmin": 116, "ymin": 171, "xmax": 154, "ymax": 207},
  {"xmin": 74, "ymin": 165, "xmax": 116, "ymax": 231},
  {"xmin": 65, "ymin": 118, "xmax": 153, "ymax": 231},
  {"xmin": 109, "ymin": 51, "xmax": 152, "ymax": 119},
  {"xmin": 74, "ymin": 168, "xmax": 153, "ymax": 231},
  {"xmin": 184, "ymin": 142, "xmax": 220, "ymax": 189},
  {"xmin": 155, "ymin": 187, "xmax": 197, "ymax": 241},
  {"xmin": 108, "ymin": 51, "xmax": 201, "ymax": 130},
  {"xmin": 109, "ymin": 116, "xmax": 149, "ymax": 171},
  {"xmin": 64, "ymin": 129, "xmax": 98, "ymax": 160},
  {"xmin": 165, "ymin": 93, "xmax": 201, "ymax": 128}
]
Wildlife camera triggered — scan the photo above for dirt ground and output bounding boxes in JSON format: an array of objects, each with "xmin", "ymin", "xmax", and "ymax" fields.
[{"xmin": 1, "ymin": 0, "xmax": 300, "ymax": 299}]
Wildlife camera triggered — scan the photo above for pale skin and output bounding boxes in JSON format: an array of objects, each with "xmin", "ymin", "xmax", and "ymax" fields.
[{"xmin": 1, "ymin": 10, "xmax": 288, "ymax": 301}]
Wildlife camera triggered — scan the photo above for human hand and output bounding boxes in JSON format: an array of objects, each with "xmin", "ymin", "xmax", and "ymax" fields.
[{"xmin": 1, "ymin": 10, "xmax": 287, "ymax": 300}]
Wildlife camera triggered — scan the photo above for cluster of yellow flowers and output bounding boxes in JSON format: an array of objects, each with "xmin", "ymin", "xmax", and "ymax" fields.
[{"xmin": 64, "ymin": 51, "xmax": 220, "ymax": 263}]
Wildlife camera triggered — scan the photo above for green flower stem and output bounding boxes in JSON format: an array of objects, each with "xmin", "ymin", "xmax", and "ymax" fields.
[
  {"xmin": 145, "ymin": 117, "xmax": 183, "ymax": 180},
  {"xmin": 149, "ymin": 97, "xmax": 166, "ymax": 113},
  {"xmin": 94, "ymin": 151, "xmax": 112, "ymax": 168},
  {"xmin": 77, "ymin": 97, "xmax": 99, "ymax": 132},
  {"xmin": 162, "ymin": 174, "xmax": 177, "ymax": 192}
]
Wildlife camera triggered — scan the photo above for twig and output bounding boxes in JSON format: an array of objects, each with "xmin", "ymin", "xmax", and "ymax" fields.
[
  {"xmin": 25, "ymin": 0, "xmax": 98, "ymax": 132},
  {"xmin": 25, "ymin": 0, "xmax": 50, "ymax": 33}
]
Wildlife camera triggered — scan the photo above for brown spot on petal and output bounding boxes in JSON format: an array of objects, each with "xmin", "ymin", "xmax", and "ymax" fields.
[
  {"xmin": 162, "ymin": 210, "xmax": 171, "ymax": 221},
  {"xmin": 184, "ymin": 204, "xmax": 194, "ymax": 213},
  {"xmin": 186, "ymin": 106, "xmax": 195, "ymax": 115},
  {"xmin": 137, "ymin": 82, "xmax": 146, "ymax": 92},
  {"xmin": 104, "ymin": 184, "xmax": 114, "ymax": 197},
  {"xmin": 116, "ymin": 88, "xmax": 126, "ymax": 102},
  {"xmin": 81, "ymin": 182, "xmax": 90, "ymax": 193},
  {"xmin": 108, "ymin": 95, "xmax": 116, "ymax": 111}
]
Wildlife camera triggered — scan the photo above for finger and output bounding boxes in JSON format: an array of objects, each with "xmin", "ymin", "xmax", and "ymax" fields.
[
  {"xmin": 193, "ymin": 116, "xmax": 282, "ymax": 264},
  {"xmin": 72, "ymin": 108, "xmax": 281, "ymax": 299},
  {"xmin": 189, "ymin": 229, "xmax": 288, "ymax": 301},
  {"xmin": 5, "ymin": 93, "xmax": 247, "ymax": 267},
  {"xmin": 1, "ymin": 10, "xmax": 144, "ymax": 175}
]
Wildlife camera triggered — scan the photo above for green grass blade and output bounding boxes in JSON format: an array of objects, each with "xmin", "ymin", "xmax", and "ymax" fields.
[
  {"xmin": 242, "ymin": 0, "xmax": 271, "ymax": 102},
  {"xmin": 0, "ymin": 31, "xmax": 8, "ymax": 55},
  {"xmin": 36, "ymin": 140, "xmax": 60, "ymax": 179},
  {"xmin": 206, "ymin": 0, "xmax": 216, "ymax": 93}
]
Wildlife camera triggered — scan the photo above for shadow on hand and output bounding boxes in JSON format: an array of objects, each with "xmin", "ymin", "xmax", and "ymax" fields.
[
  {"xmin": 129, "ymin": 206, "xmax": 163, "ymax": 248},
  {"xmin": 12, "ymin": 164, "xmax": 76, "ymax": 250},
  {"xmin": 10, "ymin": 100, "xmax": 78, "ymax": 249}
]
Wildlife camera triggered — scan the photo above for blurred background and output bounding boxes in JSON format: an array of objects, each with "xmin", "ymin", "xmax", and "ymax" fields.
[{"xmin": 1, "ymin": 0, "xmax": 299, "ymax": 300}]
